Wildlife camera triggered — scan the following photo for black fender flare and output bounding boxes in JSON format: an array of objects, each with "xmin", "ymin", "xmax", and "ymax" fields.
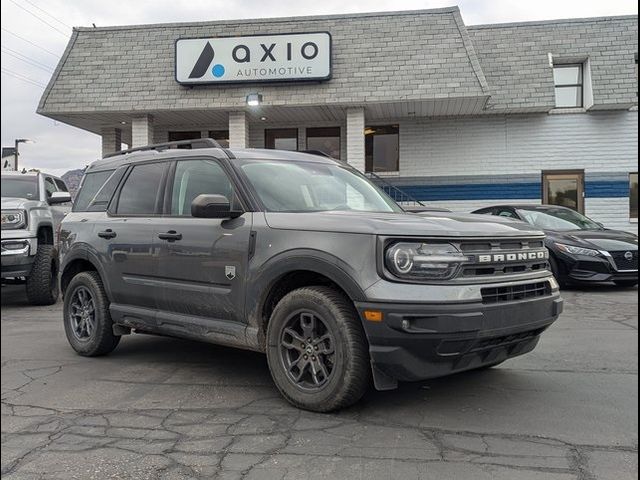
[
  {"xmin": 60, "ymin": 245, "xmax": 113, "ymax": 299},
  {"xmin": 246, "ymin": 249, "xmax": 367, "ymax": 332}
]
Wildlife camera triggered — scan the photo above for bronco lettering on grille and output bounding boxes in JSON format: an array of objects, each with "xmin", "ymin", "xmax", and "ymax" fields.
[{"xmin": 478, "ymin": 251, "xmax": 549, "ymax": 263}]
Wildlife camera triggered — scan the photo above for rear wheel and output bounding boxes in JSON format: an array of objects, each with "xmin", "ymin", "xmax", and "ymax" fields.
[
  {"xmin": 63, "ymin": 271, "xmax": 120, "ymax": 356},
  {"xmin": 26, "ymin": 245, "xmax": 59, "ymax": 306},
  {"xmin": 614, "ymin": 280, "xmax": 638, "ymax": 288},
  {"xmin": 266, "ymin": 286, "xmax": 370, "ymax": 412}
]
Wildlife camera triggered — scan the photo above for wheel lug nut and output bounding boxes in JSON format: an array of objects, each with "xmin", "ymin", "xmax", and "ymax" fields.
[
  {"xmin": 303, "ymin": 355, "xmax": 308, "ymax": 360},
  {"xmin": 312, "ymin": 356, "xmax": 316, "ymax": 361},
  {"xmin": 314, "ymin": 346, "xmax": 319, "ymax": 351}
]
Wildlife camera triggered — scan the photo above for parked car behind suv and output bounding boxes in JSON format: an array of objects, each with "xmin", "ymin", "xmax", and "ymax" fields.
[
  {"xmin": 59, "ymin": 140, "xmax": 563, "ymax": 412},
  {"xmin": 1, "ymin": 171, "xmax": 71, "ymax": 304},
  {"xmin": 472, "ymin": 205, "xmax": 638, "ymax": 288}
]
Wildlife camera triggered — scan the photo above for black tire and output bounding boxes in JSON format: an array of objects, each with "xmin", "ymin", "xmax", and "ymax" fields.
[
  {"xmin": 63, "ymin": 271, "xmax": 120, "ymax": 356},
  {"xmin": 266, "ymin": 286, "xmax": 370, "ymax": 412},
  {"xmin": 25, "ymin": 245, "xmax": 59, "ymax": 306},
  {"xmin": 614, "ymin": 280, "xmax": 638, "ymax": 288}
]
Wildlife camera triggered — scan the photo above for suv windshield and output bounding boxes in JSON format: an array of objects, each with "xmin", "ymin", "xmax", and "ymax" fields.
[
  {"xmin": 238, "ymin": 159, "xmax": 402, "ymax": 213},
  {"xmin": 517, "ymin": 207, "xmax": 602, "ymax": 231},
  {"xmin": 1, "ymin": 176, "xmax": 38, "ymax": 199}
]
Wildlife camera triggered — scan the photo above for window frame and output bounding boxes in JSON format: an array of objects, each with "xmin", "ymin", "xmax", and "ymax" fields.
[
  {"xmin": 265, "ymin": 128, "xmax": 299, "ymax": 151},
  {"xmin": 553, "ymin": 64, "xmax": 584, "ymax": 108},
  {"xmin": 109, "ymin": 160, "xmax": 171, "ymax": 217},
  {"xmin": 162, "ymin": 156, "xmax": 243, "ymax": 217},
  {"xmin": 542, "ymin": 169, "xmax": 585, "ymax": 214},
  {"xmin": 305, "ymin": 127, "xmax": 341, "ymax": 159},
  {"xmin": 365, "ymin": 124, "xmax": 400, "ymax": 173},
  {"xmin": 630, "ymin": 172, "xmax": 639, "ymax": 221}
]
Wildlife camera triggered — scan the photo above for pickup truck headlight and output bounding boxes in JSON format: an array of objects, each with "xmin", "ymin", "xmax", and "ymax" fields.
[
  {"xmin": 1, "ymin": 210, "xmax": 27, "ymax": 230},
  {"xmin": 555, "ymin": 243, "xmax": 600, "ymax": 257},
  {"xmin": 385, "ymin": 242, "xmax": 470, "ymax": 280}
]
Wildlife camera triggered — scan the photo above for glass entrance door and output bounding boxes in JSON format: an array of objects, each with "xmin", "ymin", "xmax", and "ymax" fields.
[{"xmin": 542, "ymin": 171, "xmax": 585, "ymax": 213}]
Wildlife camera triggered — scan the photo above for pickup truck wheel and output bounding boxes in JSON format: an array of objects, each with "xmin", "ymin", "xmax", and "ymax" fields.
[
  {"xmin": 63, "ymin": 271, "xmax": 120, "ymax": 356},
  {"xmin": 25, "ymin": 245, "xmax": 59, "ymax": 306},
  {"xmin": 266, "ymin": 286, "xmax": 370, "ymax": 412}
]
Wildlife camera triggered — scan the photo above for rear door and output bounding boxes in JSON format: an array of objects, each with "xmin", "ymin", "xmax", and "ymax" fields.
[
  {"xmin": 155, "ymin": 157, "xmax": 253, "ymax": 327},
  {"xmin": 95, "ymin": 160, "xmax": 169, "ymax": 314}
]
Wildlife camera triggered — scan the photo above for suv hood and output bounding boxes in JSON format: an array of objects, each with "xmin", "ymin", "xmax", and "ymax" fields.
[
  {"xmin": 546, "ymin": 228, "xmax": 639, "ymax": 251},
  {"xmin": 1, "ymin": 197, "xmax": 39, "ymax": 209},
  {"xmin": 264, "ymin": 211, "xmax": 544, "ymax": 238}
]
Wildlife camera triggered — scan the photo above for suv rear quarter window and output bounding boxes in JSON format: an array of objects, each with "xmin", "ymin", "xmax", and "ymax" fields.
[{"xmin": 73, "ymin": 170, "xmax": 114, "ymax": 212}]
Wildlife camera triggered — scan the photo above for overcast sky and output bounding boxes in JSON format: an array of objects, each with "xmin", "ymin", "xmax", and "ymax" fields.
[{"xmin": 1, "ymin": 0, "xmax": 638, "ymax": 176}]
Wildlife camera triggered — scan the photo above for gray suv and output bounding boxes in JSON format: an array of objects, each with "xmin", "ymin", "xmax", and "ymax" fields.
[{"xmin": 59, "ymin": 139, "xmax": 563, "ymax": 412}]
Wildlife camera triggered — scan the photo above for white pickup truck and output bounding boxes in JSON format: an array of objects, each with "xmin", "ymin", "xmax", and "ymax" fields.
[{"xmin": 1, "ymin": 171, "xmax": 72, "ymax": 305}]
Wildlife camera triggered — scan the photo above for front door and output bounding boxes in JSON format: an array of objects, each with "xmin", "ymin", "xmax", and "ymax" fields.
[
  {"xmin": 155, "ymin": 158, "xmax": 252, "ymax": 326},
  {"xmin": 542, "ymin": 170, "xmax": 585, "ymax": 213}
]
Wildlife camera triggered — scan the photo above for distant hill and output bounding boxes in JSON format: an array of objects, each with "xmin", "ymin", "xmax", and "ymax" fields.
[{"xmin": 61, "ymin": 169, "xmax": 85, "ymax": 198}]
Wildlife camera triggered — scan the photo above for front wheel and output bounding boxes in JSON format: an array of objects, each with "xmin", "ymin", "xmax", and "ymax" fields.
[
  {"xmin": 614, "ymin": 280, "xmax": 638, "ymax": 288},
  {"xmin": 266, "ymin": 286, "xmax": 370, "ymax": 412},
  {"xmin": 25, "ymin": 245, "xmax": 59, "ymax": 306},
  {"xmin": 63, "ymin": 271, "xmax": 120, "ymax": 356}
]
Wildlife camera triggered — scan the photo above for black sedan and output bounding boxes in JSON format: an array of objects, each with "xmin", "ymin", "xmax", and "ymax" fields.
[{"xmin": 472, "ymin": 205, "xmax": 638, "ymax": 288}]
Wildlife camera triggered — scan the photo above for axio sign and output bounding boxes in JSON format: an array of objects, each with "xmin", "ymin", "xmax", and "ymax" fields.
[{"xmin": 175, "ymin": 32, "xmax": 331, "ymax": 85}]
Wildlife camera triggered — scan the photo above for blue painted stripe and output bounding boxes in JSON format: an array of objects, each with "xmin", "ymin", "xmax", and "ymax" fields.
[
  {"xmin": 390, "ymin": 180, "xmax": 629, "ymax": 202},
  {"xmin": 585, "ymin": 181, "xmax": 630, "ymax": 198}
]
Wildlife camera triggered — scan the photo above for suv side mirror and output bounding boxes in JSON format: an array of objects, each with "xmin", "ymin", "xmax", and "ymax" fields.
[
  {"xmin": 191, "ymin": 194, "xmax": 242, "ymax": 219},
  {"xmin": 49, "ymin": 191, "xmax": 72, "ymax": 204}
]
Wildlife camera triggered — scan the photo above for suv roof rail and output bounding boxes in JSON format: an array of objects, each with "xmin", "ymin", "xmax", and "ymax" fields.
[{"xmin": 102, "ymin": 138, "xmax": 223, "ymax": 159}]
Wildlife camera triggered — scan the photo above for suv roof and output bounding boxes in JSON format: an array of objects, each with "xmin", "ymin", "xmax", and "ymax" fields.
[{"xmin": 89, "ymin": 139, "xmax": 342, "ymax": 173}]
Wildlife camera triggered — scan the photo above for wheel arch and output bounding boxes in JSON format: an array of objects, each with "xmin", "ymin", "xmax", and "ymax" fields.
[{"xmin": 60, "ymin": 249, "xmax": 111, "ymax": 299}]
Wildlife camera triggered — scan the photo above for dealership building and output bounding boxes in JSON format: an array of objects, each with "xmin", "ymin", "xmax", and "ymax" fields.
[{"xmin": 38, "ymin": 7, "xmax": 638, "ymax": 232}]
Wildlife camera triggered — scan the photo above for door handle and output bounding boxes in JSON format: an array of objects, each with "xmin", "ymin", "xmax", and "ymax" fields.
[
  {"xmin": 158, "ymin": 231, "xmax": 182, "ymax": 241},
  {"xmin": 97, "ymin": 229, "xmax": 117, "ymax": 239}
]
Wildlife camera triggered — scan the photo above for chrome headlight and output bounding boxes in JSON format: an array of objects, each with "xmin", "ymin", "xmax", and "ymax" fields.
[
  {"xmin": 556, "ymin": 243, "xmax": 600, "ymax": 257},
  {"xmin": 1, "ymin": 210, "xmax": 27, "ymax": 230},
  {"xmin": 385, "ymin": 242, "xmax": 470, "ymax": 280}
]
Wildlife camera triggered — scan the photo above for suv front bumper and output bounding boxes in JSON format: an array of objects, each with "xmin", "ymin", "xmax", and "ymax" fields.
[
  {"xmin": 355, "ymin": 291, "xmax": 562, "ymax": 387},
  {"xmin": 1, "ymin": 236, "xmax": 37, "ymax": 278}
]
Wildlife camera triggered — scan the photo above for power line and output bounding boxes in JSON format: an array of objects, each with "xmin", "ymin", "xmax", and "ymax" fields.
[
  {"xmin": 8, "ymin": 0, "xmax": 70, "ymax": 38},
  {"xmin": 1, "ymin": 28, "xmax": 61, "ymax": 57},
  {"xmin": 22, "ymin": 0, "xmax": 72, "ymax": 30},
  {"xmin": 1, "ymin": 45, "xmax": 55, "ymax": 69},
  {"xmin": 1, "ymin": 47, "xmax": 55, "ymax": 73},
  {"xmin": 1, "ymin": 68, "xmax": 47, "ymax": 88}
]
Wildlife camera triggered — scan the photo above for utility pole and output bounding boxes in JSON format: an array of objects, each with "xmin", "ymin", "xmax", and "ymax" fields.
[{"xmin": 14, "ymin": 139, "xmax": 32, "ymax": 171}]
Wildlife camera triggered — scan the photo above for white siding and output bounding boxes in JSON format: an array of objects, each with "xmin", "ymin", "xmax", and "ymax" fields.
[
  {"xmin": 398, "ymin": 110, "xmax": 638, "ymax": 177},
  {"xmin": 585, "ymin": 197, "xmax": 638, "ymax": 234}
]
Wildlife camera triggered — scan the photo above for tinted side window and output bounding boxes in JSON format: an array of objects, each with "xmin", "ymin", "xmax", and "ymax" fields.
[
  {"xmin": 44, "ymin": 177, "xmax": 57, "ymax": 198},
  {"xmin": 117, "ymin": 162, "xmax": 166, "ymax": 215},
  {"xmin": 87, "ymin": 168, "xmax": 127, "ymax": 212},
  {"xmin": 73, "ymin": 170, "xmax": 114, "ymax": 212},
  {"xmin": 54, "ymin": 179, "xmax": 68, "ymax": 192},
  {"xmin": 171, "ymin": 159, "xmax": 234, "ymax": 216}
]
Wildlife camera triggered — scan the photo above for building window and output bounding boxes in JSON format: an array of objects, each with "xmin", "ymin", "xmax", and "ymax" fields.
[
  {"xmin": 265, "ymin": 128, "xmax": 298, "ymax": 151},
  {"xmin": 365, "ymin": 125, "xmax": 399, "ymax": 173},
  {"xmin": 542, "ymin": 170, "xmax": 585, "ymax": 213},
  {"xmin": 168, "ymin": 131, "xmax": 201, "ymax": 149},
  {"xmin": 208, "ymin": 130, "xmax": 229, "ymax": 148},
  {"xmin": 553, "ymin": 64, "xmax": 583, "ymax": 108},
  {"xmin": 631, "ymin": 172, "xmax": 639, "ymax": 220},
  {"xmin": 306, "ymin": 127, "xmax": 340, "ymax": 159}
]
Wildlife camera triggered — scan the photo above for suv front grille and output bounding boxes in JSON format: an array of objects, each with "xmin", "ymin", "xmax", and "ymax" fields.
[
  {"xmin": 458, "ymin": 238, "xmax": 549, "ymax": 280},
  {"xmin": 610, "ymin": 251, "xmax": 639, "ymax": 271},
  {"xmin": 481, "ymin": 281, "xmax": 551, "ymax": 304}
]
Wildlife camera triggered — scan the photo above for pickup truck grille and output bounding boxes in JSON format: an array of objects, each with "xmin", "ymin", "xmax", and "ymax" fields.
[
  {"xmin": 610, "ymin": 251, "xmax": 639, "ymax": 271},
  {"xmin": 481, "ymin": 281, "xmax": 551, "ymax": 304},
  {"xmin": 458, "ymin": 238, "xmax": 550, "ymax": 279}
]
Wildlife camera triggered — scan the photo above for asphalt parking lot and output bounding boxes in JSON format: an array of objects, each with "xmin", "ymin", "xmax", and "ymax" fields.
[{"xmin": 1, "ymin": 284, "xmax": 637, "ymax": 480}]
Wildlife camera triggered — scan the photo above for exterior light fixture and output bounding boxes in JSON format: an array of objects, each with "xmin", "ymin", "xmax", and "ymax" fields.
[
  {"xmin": 260, "ymin": 116, "xmax": 268, "ymax": 121},
  {"xmin": 246, "ymin": 93, "xmax": 262, "ymax": 106}
]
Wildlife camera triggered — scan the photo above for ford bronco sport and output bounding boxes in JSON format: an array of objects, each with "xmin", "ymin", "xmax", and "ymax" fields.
[
  {"xmin": 2, "ymin": 171, "xmax": 71, "ymax": 305},
  {"xmin": 59, "ymin": 139, "xmax": 563, "ymax": 412}
]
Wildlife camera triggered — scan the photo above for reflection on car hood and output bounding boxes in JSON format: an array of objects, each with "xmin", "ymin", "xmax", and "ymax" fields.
[
  {"xmin": 547, "ymin": 229, "xmax": 639, "ymax": 251},
  {"xmin": 264, "ymin": 211, "xmax": 544, "ymax": 237},
  {"xmin": 1, "ymin": 197, "xmax": 40, "ymax": 209}
]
